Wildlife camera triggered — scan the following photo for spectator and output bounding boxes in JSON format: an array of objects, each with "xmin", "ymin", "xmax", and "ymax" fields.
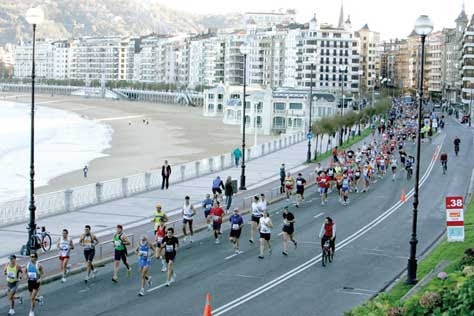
[
  {"xmin": 224, "ymin": 176, "xmax": 234, "ymax": 211},
  {"xmin": 233, "ymin": 147, "xmax": 242, "ymax": 167},
  {"xmin": 161, "ymin": 160, "xmax": 171, "ymax": 190},
  {"xmin": 279, "ymin": 164, "xmax": 286, "ymax": 194},
  {"xmin": 83, "ymin": 165, "xmax": 89, "ymax": 178}
]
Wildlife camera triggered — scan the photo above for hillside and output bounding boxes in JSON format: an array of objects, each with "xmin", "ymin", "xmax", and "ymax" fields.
[{"xmin": 0, "ymin": 0, "xmax": 243, "ymax": 44}]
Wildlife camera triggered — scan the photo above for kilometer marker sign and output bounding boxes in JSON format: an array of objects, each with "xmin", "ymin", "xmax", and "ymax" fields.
[{"xmin": 445, "ymin": 196, "xmax": 464, "ymax": 242}]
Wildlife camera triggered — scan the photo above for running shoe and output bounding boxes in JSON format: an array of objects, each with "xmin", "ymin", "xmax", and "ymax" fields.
[
  {"xmin": 293, "ymin": 240, "xmax": 298, "ymax": 249},
  {"xmin": 170, "ymin": 273, "xmax": 176, "ymax": 283},
  {"xmin": 138, "ymin": 289, "xmax": 145, "ymax": 296},
  {"xmin": 215, "ymin": 239, "xmax": 220, "ymax": 244},
  {"xmin": 28, "ymin": 311, "xmax": 34, "ymax": 316},
  {"xmin": 258, "ymin": 255, "xmax": 264, "ymax": 259},
  {"xmin": 18, "ymin": 296, "xmax": 23, "ymax": 305},
  {"xmin": 282, "ymin": 251, "xmax": 288, "ymax": 256},
  {"xmin": 161, "ymin": 265, "xmax": 167, "ymax": 272},
  {"xmin": 147, "ymin": 276, "xmax": 153, "ymax": 287},
  {"xmin": 127, "ymin": 268, "xmax": 132, "ymax": 277},
  {"xmin": 8, "ymin": 308, "xmax": 15, "ymax": 315},
  {"xmin": 112, "ymin": 277, "xmax": 118, "ymax": 283},
  {"xmin": 61, "ymin": 277, "xmax": 66, "ymax": 283},
  {"xmin": 37, "ymin": 296, "xmax": 44, "ymax": 306}
]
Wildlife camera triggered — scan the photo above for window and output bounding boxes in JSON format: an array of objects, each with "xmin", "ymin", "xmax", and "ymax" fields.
[
  {"xmin": 230, "ymin": 93, "xmax": 240, "ymax": 99},
  {"xmin": 294, "ymin": 118, "xmax": 303, "ymax": 128},
  {"xmin": 208, "ymin": 104, "xmax": 214, "ymax": 111},
  {"xmin": 217, "ymin": 104, "xmax": 223, "ymax": 111},
  {"xmin": 208, "ymin": 93, "xmax": 214, "ymax": 99},
  {"xmin": 273, "ymin": 102, "xmax": 286, "ymax": 111},
  {"xmin": 273, "ymin": 116, "xmax": 286, "ymax": 128},
  {"xmin": 288, "ymin": 118, "xmax": 293, "ymax": 127},
  {"xmin": 289, "ymin": 103, "xmax": 303, "ymax": 110}
]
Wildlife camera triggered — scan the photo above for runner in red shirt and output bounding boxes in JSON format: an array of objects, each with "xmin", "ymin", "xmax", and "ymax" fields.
[
  {"xmin": 317, "ymin": 171, "xmax": 331, "ymax": 205},
  {"xmin": 208, "ymin": 201, "xmax": 225, "ymax": 244}
]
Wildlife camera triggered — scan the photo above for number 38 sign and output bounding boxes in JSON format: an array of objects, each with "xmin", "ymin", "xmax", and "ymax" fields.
[{"xmin": 446, "ymin": 196, "xmax": 464, "ymax": 242}]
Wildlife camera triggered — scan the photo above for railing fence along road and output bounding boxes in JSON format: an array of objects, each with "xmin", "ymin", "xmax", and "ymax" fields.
[{"xmin": 0, "ymin": 132, "xmax": 305, "ymax": 226}]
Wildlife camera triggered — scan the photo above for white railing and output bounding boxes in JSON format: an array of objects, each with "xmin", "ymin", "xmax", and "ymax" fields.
[{"xmin": 0, "ymin": 132, "xmax": 305, "ymax": 226}]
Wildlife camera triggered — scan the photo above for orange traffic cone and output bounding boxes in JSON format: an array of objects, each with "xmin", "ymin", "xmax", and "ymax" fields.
[
  {"xmin": 203, "ymin": 293, "xmax": 212, "ymax": 316},
  {"xmin": 401, "ymin": 189, "xmax": 406, "ymax": 203}
]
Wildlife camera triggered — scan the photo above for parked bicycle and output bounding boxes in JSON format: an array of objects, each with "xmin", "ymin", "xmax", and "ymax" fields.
[{"xmin": 31, "ymin": 225, "xmax": 52, "ymax": 252}]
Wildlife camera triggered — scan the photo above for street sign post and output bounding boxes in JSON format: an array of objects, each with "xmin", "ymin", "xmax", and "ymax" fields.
[
  {"xmin": 445, "ymin": 196, "xmax": 464, "ymax": 242},
  {"xmin": 306, "ymin": 132, "xmax": 313, "ymax": 140}
]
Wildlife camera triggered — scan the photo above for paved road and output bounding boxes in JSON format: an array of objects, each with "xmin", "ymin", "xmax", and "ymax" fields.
[{"xmin": 1, "ymin": 119, "xmax": 471, "ymax": 316}]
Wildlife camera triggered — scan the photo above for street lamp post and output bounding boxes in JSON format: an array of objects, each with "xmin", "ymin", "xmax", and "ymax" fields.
[
  {"xmin": 24, "ymin": 6, "xmax": 44, "ymax": 256},
  {"xmin": 239, "ymin": 42, "xmax": 250, "ymax": 190},
  {"xmin": 339, "ymin": 65, "xmax": 347, "ymax": 146},
  {"xmin": 407, "ymin": 14, "xmax": 433, "ymax": 285},
  {"xmin": 307, "ymin": 63, "xmax": 314, "ymax": 163}
]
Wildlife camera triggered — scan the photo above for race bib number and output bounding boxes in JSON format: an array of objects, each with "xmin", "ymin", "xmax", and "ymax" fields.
[
  {"xmin": 297, "ymin": 180, "xmax": 303, "ymax": 186},
  {"xmin": 7, "ymin": 272, "xmax": 15, "ymax": 280},
  {"xmin": 165, "ymin": 244, "xmax": 174, "ymax": 252},
  {"xmin": 232, "ymin": 224, "xmax": 240, "ymax": 230},
  {"xmin": 28, "ymin": 272, "xmax": 37, "ymax": 280},
  {"xmin": 213, "ymin": 215, "xmax": 221, "ymax": 221},
  {"xmin": 139, "ymin": 250, "xmax": 148, "ymax": 257},
  {"xmin": 114, "ymin": 240, "xmax": 122, "ymax": 247}
]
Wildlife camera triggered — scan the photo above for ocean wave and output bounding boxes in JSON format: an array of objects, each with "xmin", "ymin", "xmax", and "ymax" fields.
[{"xmin": 0, "ymin": 100, "xmax": 113, "ymax": 203}]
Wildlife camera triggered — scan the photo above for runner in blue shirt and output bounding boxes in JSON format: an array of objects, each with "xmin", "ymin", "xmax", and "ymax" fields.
[
  {"xmin": 229, "ymin": 208, "xmax": 244, "ymax": 254},
  {"xmin": 202, "ymin": 194, "xmax": 214, "ymax": 231}
]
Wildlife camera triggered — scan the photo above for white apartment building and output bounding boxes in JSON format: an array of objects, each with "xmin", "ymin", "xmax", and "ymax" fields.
[
  {"xmin": 355, "ymin": 24, "xmax": 380, "ymax": 93},
  {"xmin": 224, "ymin": 33, "xmax": 247, "ymax": 86},
  {"xmin": 427, "ymin": 31, "xmax": 443, "ymax": 94},
  {"xmin": 203, "ymin": 85, "xmax": 340, "ymax": 135},
  {"xmin": 287, "ymin": 14, "xmax": 360, "ymax": 97},
  {"xmin": 188, "ymin": 34, "xmax": 225, "ymax": 88},
  {"xmin": 14, "ymin": 39, "xmax": 54, "ymax": 79},
  {"xmin": 0, "ymin": 44, "xmax": 15, "ymax": 66},
  {"xmin": 461, "ymin": 15, "xmax": 474, "ymax": 112}
]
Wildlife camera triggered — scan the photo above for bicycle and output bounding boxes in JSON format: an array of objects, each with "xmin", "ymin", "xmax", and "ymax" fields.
[
  {"xmin": 441, "ymin": 161, "xmax": 447, "ymax": 175},
  {"xmin": 321, "ymin": 239, "xmax": 333, "ymax": 267},
  {"xmin": 455, "ymin": 145, "xmax": 459, "ymax": 156},
  {"xmin": 31, "ymin": 226, "xmax": 52, "ymax": 252},
  {"xmin": 406, "ymin": 166, "xmax": 413, "ymax": 180}
]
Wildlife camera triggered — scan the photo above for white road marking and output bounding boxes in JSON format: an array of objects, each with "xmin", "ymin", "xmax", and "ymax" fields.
[
  {"xmin": 225, "ymin": 252, "xmax": 244, "ymax": 260},
  {"xmin": 147, "ymin": 283, "xmax": 168, "ymax": 292},
  {"xmin": 212, "ymin": 145, "xmax": 440, "ymax": 315},
  {"xmin": 314, "ymin": 212, "xmax": 324, "ymax": 219},
  {"xmin": 336, "ymin": 290, "xmax": 373, "ymax": 296},
  {"xmin": 277, "ymin": 232, "xmax": 283, "ymax": 236}
]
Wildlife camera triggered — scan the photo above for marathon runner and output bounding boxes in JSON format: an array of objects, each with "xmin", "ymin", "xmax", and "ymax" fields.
[
  {"xmin": 182, "ymin": 196, "xmax": 196, "ymax": 243},
  {"xmin": 4, "ymin": 255, "xmax": 23, "ymax": 316},
  {"xmin": 316, "ymin": 171, "xmax": 330, "ymax": 205},
  {"xmin": 26, "ymin": 253, "xmax": 44, "ymax": 316},
  {"xmin": 202, "ymin": 194, "xmax": 214, "ymax": 231},
  {"xmin": 161, "ymin": 228, "xmax": 179, "ymax": 287},
  {"xmin": 57, "ymin": 229, "xmax": 74, "ymax": 283},
  {"xmin": 258, "ymin": 193, "xmax": 268, "ymax": 214},
  {"xmin": 258, "ymin": 211, "xmax": 273, "ymax": 259},
  {"xmin": 154, "ymin": 220, "xmax": 168, "ymax": 272},
  {"xmin": 209, "ymin": 201, "xmax": 225, "ymax": 244},
  {"xmin": 249, "ymin": 196, "xmax": 262, "ymax": 244},
  {"xmin": 295, "ymin": 173, "xmax": 307, "ymax": 208},
  {"xmin": 341, "ymin": 174, "xmax": 350, "ymax": 205},
  {"xmin": 79, "ymin": 225, "xmax": 99, "ymax": 283},
  {"xmin": 284, "ymin": 172, "xmax": 295, "ymax": 201},
  {"xmin": 229, "ymin": 208, "xmax": 244, "ymax": 254},
  {"xmin": 135, "ymin": 235, "xmax": 155, "ymax": 296},
  {"xmin": 151, "ymin": 204, "xmax": 168, "ymax": 234},
  {"xmin": 281, "ymin": 207, "xmax": 297, "ymax": 256},
  {"xmin": 112, "ymin": 225, "xmax": 132, "ymax": 283},
  {"xmin": 390, "ymin": 155, "xmax": 398, "ymax": 181}
]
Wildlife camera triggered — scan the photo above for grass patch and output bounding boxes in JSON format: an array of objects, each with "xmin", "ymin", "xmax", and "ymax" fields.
[{"xmin": 346, "ymin": 201, "xmax": 474, "ymax": 315}]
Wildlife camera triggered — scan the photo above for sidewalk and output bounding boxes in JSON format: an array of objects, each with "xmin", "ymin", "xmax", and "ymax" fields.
[{"xmin": 0, "ymin": 139, "xmax": 315, "ymax": 259}]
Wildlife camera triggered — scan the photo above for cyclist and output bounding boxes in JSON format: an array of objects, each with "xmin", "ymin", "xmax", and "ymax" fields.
[
  {"xmin": 440, "ymin": 151, "xmax": 448, "ymax": 175},
  {"xmin": 135, "ymin": 235, "xmax": 155, "ymax": 296},
  {"xmin": 57, "ymin": 229, "xmax": 74, "ymax": 283},
  {"xmin": 4, "ymin": 254, "xmax": 23, "ymax": 316},
  {"xmin": 318, "ymin": 217, "xmax": 336, "ymax": 257},
  {"xmin": 454, "ymin": 137, "xmax": 461, "ymax": 156},
  {"xmin": 79, "ymin": 225, "xmax": 99, "ymax": 283}
]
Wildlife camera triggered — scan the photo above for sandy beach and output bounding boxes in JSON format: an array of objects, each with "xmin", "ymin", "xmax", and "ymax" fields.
[{"xmin": 2, "ymin": 93, "xmax": 274, "ymax": 195}]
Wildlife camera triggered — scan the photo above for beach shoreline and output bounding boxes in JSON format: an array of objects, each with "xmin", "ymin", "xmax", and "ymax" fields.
[{"xmin": 1, "ymin": 93, "xmax": 274, "ymax": 196}]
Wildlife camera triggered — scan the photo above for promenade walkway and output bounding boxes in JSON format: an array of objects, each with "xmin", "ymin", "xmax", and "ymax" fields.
[{"xmin": 0, "ymin": 139, "xmax": 316, "ymax": 259}]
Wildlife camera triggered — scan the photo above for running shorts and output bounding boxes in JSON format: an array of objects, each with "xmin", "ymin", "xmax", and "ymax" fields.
[
  {"xmin": 28, "ymin": 280, "xmax": 40, "ymax": 292},
  {"xmin": 259, "ymin": 232, "xmax": 271, "ymax": 241},
  {"xmin": 114, "ymin": 249, "xmax": 127, "ymax": 261},
  {"xmin": 165, "ymin": 251, "xmax": 176, "ymax": 263},
  {"xmin": 138, "ymin": 257, "xmax": 151, "ymax": 268},
  {"xmin": 84, "ymin": 249, "xmax": 95, "ymax": 262},
  {"xmin": 251, "ymin": 215, "xmax": 261, "ymax": 223},
  {"xmin": 213, "ymin": 222, "xmax": 222, "ymax": 231},
  {"xmin": 182, "ymin": 218, "xmax": 193, "ymax": 225},
  {"xmin": 342, "ymin": 187, "xmax": 349, "ymax": 192},
  {"xmin": 59, "ymin": 256, "xmax": 70, "ymax": 261},
  {"xmin": 7, "ymin": 282, "xmax": 17, "ymax": 293},
  {"xmin": 282, "ymin": 225, "xmax": 294, "ymax": 235},
  {"xmin": 230, "ymin": 229, "xmax": 241, "ymax": 239},
  {"xmin": 319, "ymin": 187, "xmax": 327, "ymax": 194},
  {"xmin": 212, "ymin": 188, "xmax": 222, "ymax": 195}
]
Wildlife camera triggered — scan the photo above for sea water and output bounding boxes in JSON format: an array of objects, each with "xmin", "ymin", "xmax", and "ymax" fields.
[{"xmin": 0, "ymin": 100, "xmax": 112, "ymax": 203}]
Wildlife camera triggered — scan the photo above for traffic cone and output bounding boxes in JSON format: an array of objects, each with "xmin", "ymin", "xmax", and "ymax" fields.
[
  {"xmin": 203, "ymin": 293, "xmax": 212, "ymax": 316},
  {"xmin": 401, "ymin": 189, "xmax": 406, "ymax": 203}
]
